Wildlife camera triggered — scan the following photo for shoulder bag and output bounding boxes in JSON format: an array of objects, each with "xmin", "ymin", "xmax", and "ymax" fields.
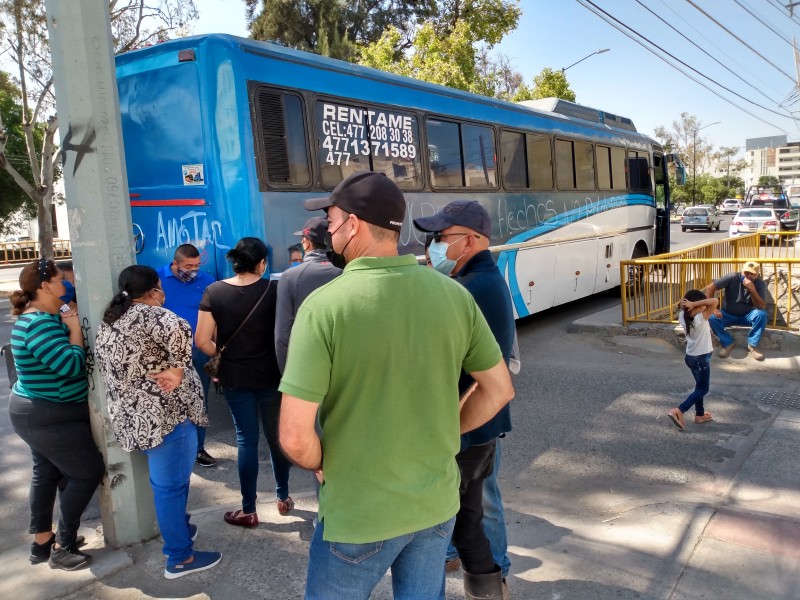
[{"xmin": 204, "ymin": 282, "xmax": 271, "ymax": 377}]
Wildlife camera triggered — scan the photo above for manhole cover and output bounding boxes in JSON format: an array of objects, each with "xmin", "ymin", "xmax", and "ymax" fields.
[{"xmin": 757, "ymin": 390, "xmax": 800, "ymax": 409}]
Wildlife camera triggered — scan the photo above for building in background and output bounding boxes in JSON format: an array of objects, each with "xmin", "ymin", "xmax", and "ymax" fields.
[{"xmin": 741, "ymin": 135, "xmax": 800, "ymax": 190}]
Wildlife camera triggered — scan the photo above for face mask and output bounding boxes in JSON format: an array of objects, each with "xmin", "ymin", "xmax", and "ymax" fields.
[
  {"xmin": 289, "ymin": 261, "xmax": 303, "ymax": 268},
  {"xmin": 177, "ymin": 268, "xmax": 198, "ymax": 282},
  {"xmin": 58, "ymin": 280, "xmax": 76, "ymax": 304},
  {"xmin": 428, "ymin": 240, "xmax": 459, "ymax": 276},
  {"xmin": 325, "ymin": 218, "xmax": 352, "ymax": 270}
]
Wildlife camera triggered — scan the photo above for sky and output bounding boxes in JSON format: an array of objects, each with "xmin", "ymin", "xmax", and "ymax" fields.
[{"xmin": 193, "ymin": 0, "xmax": 800, "ymax": 158}]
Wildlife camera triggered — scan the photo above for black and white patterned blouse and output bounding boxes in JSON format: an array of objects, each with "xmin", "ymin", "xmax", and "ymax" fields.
[{"xmin": 95, "ymin": 303, "xmax": 208, "ymax": 452}]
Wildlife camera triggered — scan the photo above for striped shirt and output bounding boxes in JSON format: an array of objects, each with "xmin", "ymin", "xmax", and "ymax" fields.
[{"xmin": 11, "ymin": 312, "xmax": 87, "ymax": 403}]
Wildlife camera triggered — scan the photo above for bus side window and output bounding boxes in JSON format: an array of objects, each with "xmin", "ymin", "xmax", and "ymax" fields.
[
  {"xmin": 252, "ymin": 89, "xmax": 311, "ymax": 189},
  {"xmin": 427, "ymin": 119, "xmax": 463, "ymax": 188},
  {"xmin": 597, "ymin": 145, "xmax": 626, "ymax": 191},
  {"xmin": 556, "ymin": 138, "xmax": 594, "ymax": 190},
  {"xmin": 501, "ymin": 130, "xmax": 527, "ymax": 189},
  {"xmin": 461, "ymin": 124, "xmax": 497, "ymax": 188},
  {"xmin": 627, "ymin": 151, "xmax": 651, "ymax": 192},
  {"xmin": 527, "ymin": 133, "xmax": 553, "ymax": 190}
]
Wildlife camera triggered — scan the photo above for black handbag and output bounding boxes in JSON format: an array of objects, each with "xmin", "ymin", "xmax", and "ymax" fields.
[{"xmin": 204, "ymin": 283, "xmax": 270, "ymax": 377}]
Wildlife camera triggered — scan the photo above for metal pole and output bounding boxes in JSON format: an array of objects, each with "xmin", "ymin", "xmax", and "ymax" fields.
[
  {"xmin": 45, "ymin": 0, "xmax": 158, "ymax": 546},
  {"xmin": 692, "ymin": 129, "xmax": 697, "ymax": 205}
]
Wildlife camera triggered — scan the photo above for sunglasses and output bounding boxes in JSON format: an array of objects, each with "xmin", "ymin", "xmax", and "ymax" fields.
[{"xmin": 432, "ymin": 232, "xmax": 479, "ymax": 243}]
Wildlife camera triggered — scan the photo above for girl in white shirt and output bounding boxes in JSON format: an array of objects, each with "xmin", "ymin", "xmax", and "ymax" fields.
[{"xmin": 668, "ymin": 289, "xmax": 719, "ymax": 429}]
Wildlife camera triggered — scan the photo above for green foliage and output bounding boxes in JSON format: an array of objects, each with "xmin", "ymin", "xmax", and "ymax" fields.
[
  {"xmin": 758, "ymin": 175, "xmax": 781, "ymax": 187},
  {"xmin": 521, "ymin": 67, "xmax": 575, "ymax": 102}
]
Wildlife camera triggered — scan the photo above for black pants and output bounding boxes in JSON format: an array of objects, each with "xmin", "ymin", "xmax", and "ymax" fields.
[
  {"xmin": 8, "ymin": 393, "xmax": 105, "ymax": 547},
  {"xmin": 451, "ymin": 440, "xmax": 497, "ymax": 575}
]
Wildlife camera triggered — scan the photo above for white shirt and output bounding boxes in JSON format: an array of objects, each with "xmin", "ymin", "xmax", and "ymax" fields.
[{"xmin": 679, "ymin": 311, "xmax": 713, "ymax": 356}]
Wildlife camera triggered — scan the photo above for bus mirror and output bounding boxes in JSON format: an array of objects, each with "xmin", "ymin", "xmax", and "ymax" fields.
[{"xmin": 675, "ymin": 165, "xmax": 686, "ymax": 186}]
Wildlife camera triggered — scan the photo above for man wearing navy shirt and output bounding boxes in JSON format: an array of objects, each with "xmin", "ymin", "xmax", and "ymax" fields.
[{"xmin": 157, "ymin": 244, "xmax": 217, "ymax": 466}]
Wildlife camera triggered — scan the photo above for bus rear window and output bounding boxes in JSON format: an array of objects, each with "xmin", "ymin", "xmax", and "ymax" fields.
[{"xmin": 315, "ymin": 101, "xmax": 422, "ymax": 189}]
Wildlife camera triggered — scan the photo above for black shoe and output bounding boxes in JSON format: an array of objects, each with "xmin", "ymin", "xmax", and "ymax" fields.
[
  {"xmin": 49, "ymin": 545, "xmax": 92, "ymax": 571},
  {"xmin": 30, "ymin": 534, "xmax": 86, "ymax": 564},
  {"xmin": 196, "ymin": 449, "xmax": 216, "ymax": 467}
]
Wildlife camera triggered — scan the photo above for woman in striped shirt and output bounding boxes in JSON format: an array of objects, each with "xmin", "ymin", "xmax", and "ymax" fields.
[{"xmin": 7, "ymin": 259, "xmax": 104, "ymax": 571}]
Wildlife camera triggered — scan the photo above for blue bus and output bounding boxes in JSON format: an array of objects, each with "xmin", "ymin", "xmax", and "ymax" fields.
[{"xmin": 116, "ymin": 34, "xmax": 680, "ymax": 318}]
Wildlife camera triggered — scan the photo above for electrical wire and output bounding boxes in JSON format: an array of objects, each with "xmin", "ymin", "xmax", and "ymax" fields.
[
  {"xmin": 762, "ymin": 0, "xmax": 800, "ymax": 27},
  {"xmin": 733, "ymin": 0, "xmax": 794, "ymax": 47},
  {"xmin": 684, "ymin": 0, "xmax": 797, "ymax": 83},
  {"xmin": 574, "ymin": 0, "xmax": 791, "ymax": 135}
]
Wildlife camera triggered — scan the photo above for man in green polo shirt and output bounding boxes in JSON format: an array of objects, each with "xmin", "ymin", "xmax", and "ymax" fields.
[{"xmin": 279, "ymin": 171, "xmax": 514, "ymax": 599}]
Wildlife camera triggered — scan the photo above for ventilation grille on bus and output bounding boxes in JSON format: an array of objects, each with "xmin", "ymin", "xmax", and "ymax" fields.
[{"xmin": 257, "ymin": 90, "xmax": 291, "ymax": 183}]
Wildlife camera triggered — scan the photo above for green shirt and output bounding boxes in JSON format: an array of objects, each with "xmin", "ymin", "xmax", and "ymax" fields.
[
  {"xmin": 279, "ymin": 254, "xmax": 501, "ymax": 543},
  {"xmin": 11, "ymin": 312, "xmax": 87, "ymax": 403}
]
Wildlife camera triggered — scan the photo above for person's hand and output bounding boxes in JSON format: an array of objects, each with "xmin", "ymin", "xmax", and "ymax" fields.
[
  {"xmin": 314, "ymin": 469, "xmax": 324, "ymax": 484},
  {"xmin": 680, "ymin": 298, "xmax": 692, "ymax": 310},
  {"xmin": 149, "ymin": 367, "xmax": 183, "ymax": 393},
  {"xmin": 713, "ymin": 309, "xmax": 722, "ymax": 318},
  {"xmin": 742, "ymin": 277, "xmax": 755, "ymax": 291},
  {"xmin": 60, "ymin": 310, "xmax": 81, "ymax": 332}
]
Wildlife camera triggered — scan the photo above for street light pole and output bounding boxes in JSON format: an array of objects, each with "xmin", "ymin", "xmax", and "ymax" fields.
[
  {"xmin": 561, "ymin": 48, "xmax": 610, "ymax": 73},
  {"xmin": 692, "ymin": 121, "xmax": 721, "ymax": 204}
]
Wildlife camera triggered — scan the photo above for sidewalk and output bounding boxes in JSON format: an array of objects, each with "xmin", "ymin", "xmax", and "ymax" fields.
[{"xmin": 1, "ymin": 289, "xmax": 798, "ymax": 599}]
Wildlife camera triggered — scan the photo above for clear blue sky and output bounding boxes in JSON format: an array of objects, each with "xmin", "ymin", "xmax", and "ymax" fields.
[{"xmin": 193, "ymin": 0, "xmax": 800, "ymax": 155}]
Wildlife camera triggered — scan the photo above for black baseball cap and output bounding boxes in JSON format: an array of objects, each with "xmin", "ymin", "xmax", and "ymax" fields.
[
  {"xmin": 293, "ymin": 216, "xmax": 328, "ymax": 245},
  {"xmin": 304, "ymin": 171, "xmax": 406, "ymax": 232},
  {"xmin": 413, "ymin": 200, "xmax": 492, "ymax": 238}
]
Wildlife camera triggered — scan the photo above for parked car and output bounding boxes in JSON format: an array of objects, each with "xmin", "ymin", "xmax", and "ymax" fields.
[
  {"xmin": 720, "ymin": 199, "xmax": 741, "ymax": 214},
  {"xmin": 680, "ymin": 205, "xmax": 721, "ymax": 231},
  {"xmin": 729, "ymin": 208, "xmax": 780, "ymax": 240},
  {"xmin": 745, "ymin": 197, "xmax": 798, "ymax": 231}
]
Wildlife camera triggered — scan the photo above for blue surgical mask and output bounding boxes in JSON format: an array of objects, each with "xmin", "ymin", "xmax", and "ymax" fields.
[
  {"xmin": 428, "ymin": 240, "xmax": 458, "ymax": 276},
  {"xmin": 59, "ymin": 280, "xmax": 76, "ymax": 304},
  {"xmin": 289, "ymin": 261, "xmax": 303, "ymax": 268}
]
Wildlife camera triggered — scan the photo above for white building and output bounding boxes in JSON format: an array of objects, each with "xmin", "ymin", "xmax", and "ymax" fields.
[{"xmin": 742, "ymin": 135, "xmax": 800, "ymax": 189}]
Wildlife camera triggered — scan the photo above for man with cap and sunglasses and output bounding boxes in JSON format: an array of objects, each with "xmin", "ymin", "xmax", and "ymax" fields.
[
  {"xmin": 415, "ymin": 200, "xmax": 516, "ymax": 598},
  {"xmin": 274, "ymin": 216, "xmax": 342, "ymax": 373},
  {"xmin": 703, "ymin": 260, "xmax": 768, "ymax": 360},
  {"xmin": 278, "ymin": 171, "xmax": 514, "ymax": 599}
]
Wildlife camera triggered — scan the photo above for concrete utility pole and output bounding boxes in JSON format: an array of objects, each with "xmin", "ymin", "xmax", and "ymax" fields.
[{"xmin": 45, "ymin": 0, "xmax": 157, "ymax": 546}]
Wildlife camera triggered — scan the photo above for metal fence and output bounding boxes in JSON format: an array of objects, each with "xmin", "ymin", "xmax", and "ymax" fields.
[
  {"xmin": 621, "ymin": 232, "xmax": 800, "ymax": 330},
  {"xmin": 0, "ymin": 239, "xmax": 72, "ymax": 265}
]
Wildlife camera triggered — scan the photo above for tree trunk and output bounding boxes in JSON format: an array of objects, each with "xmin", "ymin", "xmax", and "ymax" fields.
[{"xmin": 36, "ymin": 190, "xmax": 53, "ymax": 259}]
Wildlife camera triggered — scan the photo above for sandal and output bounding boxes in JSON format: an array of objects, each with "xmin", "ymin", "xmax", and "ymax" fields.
[
  {"xmin": 277, "ymin": 497, "xmax": 294, "ymax": 516},
  {"xmin": 667, "ymin": 408, "xmax": 685, "ymax": 430},
  {"xmin": 694, "ymin": 413, "xmax": 713, "ymax": 424}
]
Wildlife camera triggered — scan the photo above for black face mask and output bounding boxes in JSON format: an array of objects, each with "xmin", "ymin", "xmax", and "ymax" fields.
[{"xmin": 325, "ymin": 231, "xmax": 347, "ymax": 269}]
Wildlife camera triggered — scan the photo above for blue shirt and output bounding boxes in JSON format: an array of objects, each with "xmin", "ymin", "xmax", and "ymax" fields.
[
  {"xmin": 454, "ymin": 250, "xmax": 515, "ymax": 448},
  {"xmin": 156, "ymin": 263, "xmax": 216, "ymax": 333}
]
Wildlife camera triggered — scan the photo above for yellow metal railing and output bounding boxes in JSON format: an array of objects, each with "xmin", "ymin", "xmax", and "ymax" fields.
[
  {"xmin": 621, "ymin": 232, "xmax": 800, "ymax": 331},
  {"xmin": 0, "ymin": 239, "xmax": 72, "ymax": 265}
]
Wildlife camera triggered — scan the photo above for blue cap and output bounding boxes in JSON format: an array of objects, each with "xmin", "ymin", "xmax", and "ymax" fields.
[{"xmin": 413, "ymin": 200, "xmax": 492, "ymax": 238}]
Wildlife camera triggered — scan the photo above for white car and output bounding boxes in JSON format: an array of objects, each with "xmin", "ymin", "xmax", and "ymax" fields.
[
  {"xmin": 729, "ymin": 208, "xmax": 780, "ymax": 239},
  {"xmin": 720, "ymin": 199, "xmax": 741, "ymax": 214}
]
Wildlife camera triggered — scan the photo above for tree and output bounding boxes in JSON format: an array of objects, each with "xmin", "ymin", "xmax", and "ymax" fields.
[
  {"xmin": 245, "ymin": 0, "xmax": 436, "ymax": 61},
  {"xmin": 514, "ymin": 67, "xmax": 575, "ymax": 102},
  {"xmin": 0, "ymin": 0, "xmax": 198, "ymax": 258},
  {"xmin": 758, "ymin": 175, "xmax": 781, "ymax": 187},
  {"xmin": 358, "ymin": 0, "xmax": 521, "ymax": 97},
  {"xmin": 654, "ymin": 112, "xmax": 718, "ymax": 204},
  {"xmin": 0, "ymin": 70, "xmax": 44, "ymax": 233}
]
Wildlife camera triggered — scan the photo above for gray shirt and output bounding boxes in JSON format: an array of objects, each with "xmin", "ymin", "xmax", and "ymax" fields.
[
  {"xmin": 713, "ymin": 272, "xmax": 766, "ymax": 316},
  {"xmin": 274, "ymin": 249, "xmax": 341, "ymax": 372}
]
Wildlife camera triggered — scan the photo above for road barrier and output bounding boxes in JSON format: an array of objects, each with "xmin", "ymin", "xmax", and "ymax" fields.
[
  {"xmin": 621, "ymin": 232, "xmax": 799, "ymax": 330},
  {"xmin": 0, "ymin": 239, "xmax": 72, "ymax": 265}
]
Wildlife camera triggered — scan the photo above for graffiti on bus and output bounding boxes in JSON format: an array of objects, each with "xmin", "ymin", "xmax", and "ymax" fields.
[{"xmin": 131, "ymin": 209, "xmax": 229, "ymax": 257}]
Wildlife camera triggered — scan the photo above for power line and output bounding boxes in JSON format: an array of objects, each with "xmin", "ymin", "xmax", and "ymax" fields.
[
  {"xmin": 684, "ymin": 0, "xmax": 797, "ymax": 83},
  {"xmin": 762, "ymin": 0, "xmax": 800, "ymax": 26},
  {"xmin": 574, "ymin": 0, "xmax": 791, "ymax": 135},
  {"xmin": 733, "ymin": 0, "xmax": 794, "ymax": 47}
]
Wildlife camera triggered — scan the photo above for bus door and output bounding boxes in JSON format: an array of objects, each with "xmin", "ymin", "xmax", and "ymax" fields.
[{"xmin": 654, "ymin": 152, "xmax": 670, "ymax": 255}]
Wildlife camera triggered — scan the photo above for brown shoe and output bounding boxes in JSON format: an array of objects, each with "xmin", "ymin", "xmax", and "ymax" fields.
[
  {"xmin": 277, "ymin": 497, "xmax": 295, "ymax": 516},
  {"xmin": 445, "ymin": 557, "xmax": 462, "ymax": 572},
  {"xmin": 667, "ymin": 408, "xmax": 685, "ymax": 430},
  {"xmin": 694, "ymin": 412, "xmax": 713, "ymax": 424},
  {"xmin": 223, "ymin": 509, "xmax": 258, "ymax": 528},
  {"xmin": 718, "ymin": 342, "xmax": 735, "ymax": 358},
  {"xmin": 748, "ymin": 345, "xmax": 764, "ymax": 361}
]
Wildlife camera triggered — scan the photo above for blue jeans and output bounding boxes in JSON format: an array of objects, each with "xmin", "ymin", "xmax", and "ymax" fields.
[
  {"xmin": 223, "ymin": 387, "xmax": 291, "ymax": 512},
  {"xmin": 709, "ymin": 309, "xmax": 767, "ymax": 349},
  {"xmin": 679, "ymin": 353, "xmax": 711, "ymax": 416},
  {"xmin": 142, "ymin": 419, "xmax": 197, "ymax": 566},
  {"xmin": 446, "ymin": 438, "xmax": 511, "ymax": 577},
  {"xmin": 306, "ymin": 516, "xmax": 455, "ymax": 599},
  {"xmin": 192, "ymin": 347, "xmax": 211, "ymax": 452}
]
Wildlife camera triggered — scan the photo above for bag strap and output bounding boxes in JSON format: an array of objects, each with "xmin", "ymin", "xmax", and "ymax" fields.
[{"xmin": 218, "ymin": 281, "xmax": 271, "ymax": 354}]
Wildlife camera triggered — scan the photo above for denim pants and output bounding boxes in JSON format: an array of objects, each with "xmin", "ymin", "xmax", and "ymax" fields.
[
  {"xmin": 708, "ymin": 309, "xmax": 767, "ymax": 349},
  {"xmin": 306, "ymin": 515, "xmax": 455, "ymax": 599},
  {"xmin": 192, "ymin": 347, "xmax": 211, "ymax": 451},
  {"xmin": 679, "ymin": 353, "xmax": 711, "ymax": 416},
  {"xmin": 8, "ymin": 393, "xmax": 105, "ymax": 548},
  {"xmin": 451, "ymin": 440, "xmax": 497, "ymax": 575},
  {"xmin": 142, "ymin": 419, "xmax": 197, "ymax": 567},
  {"xmin": 223, "ymin": 387, "xmax": 292, "ymax": 512}
]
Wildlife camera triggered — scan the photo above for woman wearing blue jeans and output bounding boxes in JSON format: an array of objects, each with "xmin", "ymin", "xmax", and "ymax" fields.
[
  {"xmin": 95, "ymin": 265, "xmax": 221, "ymax": 579},
  {"xmin": 196, "ymin": 238, "xmax": 291, "ymax": 527},
  {"xmin": 669, "ymin": 289, "xmax": 719, "ymax": 430}
]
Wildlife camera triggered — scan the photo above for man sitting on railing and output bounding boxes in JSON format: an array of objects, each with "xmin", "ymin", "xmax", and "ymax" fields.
[{"xmin": 703, "ymin": 261, "xmax": 768, "ymax": 361}]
